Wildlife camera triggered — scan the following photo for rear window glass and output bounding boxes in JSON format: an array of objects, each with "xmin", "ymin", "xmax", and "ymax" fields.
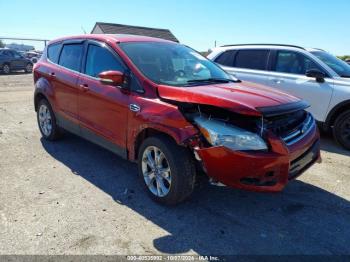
[
  {"xmin": 234, "ymin": 50, "xmax": 269, "ymax": 70},
  {"xmin": 215, "ymin": 50, "xmax": 236, "ymax": 67},
  {"xmin": 58, "ymin": 44, "xmax": 83, "ymax": 72},
  {"xmin": 47, "ymin": 43, "xmax": 62, "ymax": 64}
]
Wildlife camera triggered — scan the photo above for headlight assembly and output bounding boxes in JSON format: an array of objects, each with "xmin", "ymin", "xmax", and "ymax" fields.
[{"xmin": 194, "ymin": 116, "xmax": 268, "ymax": 151}]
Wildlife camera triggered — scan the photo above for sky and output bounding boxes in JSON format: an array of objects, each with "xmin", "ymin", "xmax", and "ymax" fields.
[{"xmin": 0, "ymin": 0, "xmax": 349, "ymax": 55}]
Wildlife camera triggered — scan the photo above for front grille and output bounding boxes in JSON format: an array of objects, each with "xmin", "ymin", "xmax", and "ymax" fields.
[
  {"xmin": 264, "ymin": 111, "xmax": 315, "ymax": 146},
  {"xmin": 282, "ymin": 113, "xmax": 314, "ymax": 146}
]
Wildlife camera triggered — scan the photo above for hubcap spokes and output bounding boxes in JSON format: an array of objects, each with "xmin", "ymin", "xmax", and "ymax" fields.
[
  {"xmin": 27, "ymin": 64, "xmax": 33, "ymax": 72},
  {"xmin": 39, "ymin": 104, "xmax": 52, "ymax": 136},
  {"xmin": 4, "ymin": 65, "xmax": 9, "ymax": 73},
  {"xmin": 142, "ymin": 146, "xmax": 171, "ymax": 197}
]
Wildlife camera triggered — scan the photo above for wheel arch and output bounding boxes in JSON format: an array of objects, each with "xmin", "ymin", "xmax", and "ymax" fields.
[
  {"xmin": 34, "ymin": 92, "xmax": 48, "ymax": 112},
  {"xmin": 34, "ymin": 77, "xmax": 55, "ymax": 111},
  {"xmin": 325, "ymin": 100, "xmax": 350, "ymax": 131},
  {"xmin": 131, "ymin": 127, "xmax": 188, "ymax": 161}
]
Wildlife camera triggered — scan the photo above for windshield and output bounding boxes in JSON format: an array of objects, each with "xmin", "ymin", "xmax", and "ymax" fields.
[
  {"xmin": 311, "ymin": 51, "xmax": 350, "ymax": 78},
  {"xmin": 119, "ymin": 42, "xmax": 236, "ymax": 86}
]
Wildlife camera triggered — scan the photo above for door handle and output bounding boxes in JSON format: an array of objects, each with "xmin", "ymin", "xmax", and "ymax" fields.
[
  {"xmin": 79, "ymin": 84, "xmax": 89, "ymax": 92},
  {"xmin": 271, "ymin": 78, "xmax": 284, "ymax": 84},
  {"xmin": 49, "ymin": 72, "xmax": 55, "ymax": 78}
]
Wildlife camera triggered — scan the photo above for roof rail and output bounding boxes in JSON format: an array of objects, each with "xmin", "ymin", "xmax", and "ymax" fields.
[{"xmin": 220, "ymin": 44, "xmax": 305, "ymax": 50}]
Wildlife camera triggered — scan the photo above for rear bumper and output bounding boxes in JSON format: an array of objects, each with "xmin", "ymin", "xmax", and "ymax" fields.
[{"xmin": 196, "ymin": 123, "xmax": 320, "ymax": 192}]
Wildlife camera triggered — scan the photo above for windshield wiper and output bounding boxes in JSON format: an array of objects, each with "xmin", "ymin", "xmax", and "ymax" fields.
[
  {"xmin": 187, "ymin": 78, "xmax": 240, "ymax": 84},
  {"xmin": 340, "ymin": 74, "xmax": 350, "ymax": 78}
]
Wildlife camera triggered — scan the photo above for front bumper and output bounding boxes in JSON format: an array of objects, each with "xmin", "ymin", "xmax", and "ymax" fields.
[{"xmin": 196, "ymin": 123, "xmax": 320, "ymax": 192}]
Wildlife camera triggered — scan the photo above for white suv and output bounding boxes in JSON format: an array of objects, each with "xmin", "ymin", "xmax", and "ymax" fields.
[{"xmin": 208, "ymin": 44, "xmax": 350, "ymax": 149}]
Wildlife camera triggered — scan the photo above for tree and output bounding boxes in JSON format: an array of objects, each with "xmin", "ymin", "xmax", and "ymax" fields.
[
  {"xmin": 337, "ymin": 55, "xmax": 350, "ymax": 61},
  {"xmin": 0, "ymin": 40, "xmax": 5, "ymax": 48}
]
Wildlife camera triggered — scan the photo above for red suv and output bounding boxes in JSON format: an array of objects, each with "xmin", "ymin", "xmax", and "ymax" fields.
[{"xmin": 33, "ymin": 34, "xmax": 320, "ymax": 205}]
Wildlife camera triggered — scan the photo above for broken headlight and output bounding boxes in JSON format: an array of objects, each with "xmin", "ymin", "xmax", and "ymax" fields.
[{"xmin": 194, "ymin": 116, "xmax": 267, "ymax": 151}]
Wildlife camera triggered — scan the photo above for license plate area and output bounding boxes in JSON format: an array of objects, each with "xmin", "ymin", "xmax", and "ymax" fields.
[{"xmin": 289, "ymin": 140, "xmax": 319, "ymax": 179}]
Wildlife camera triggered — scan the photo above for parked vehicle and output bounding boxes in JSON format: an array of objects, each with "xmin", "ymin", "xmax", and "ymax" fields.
[
  {"xmin": 208, "ymin": 45, "xmax": 350, "ymax": 149},
  {"xmin": 33, "ymin": 35, "xmax": 320, "ymax": 205},
  {"xmin": 25, "ymin": 51, "xmax": 41, "ymax": 63},
  {"xmin": 0, "ymin": 48, "xmax": 33, "ymax": 74}
]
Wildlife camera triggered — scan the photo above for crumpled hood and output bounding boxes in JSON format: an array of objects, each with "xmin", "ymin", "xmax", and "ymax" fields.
[{"xmin": 158, "ymin": 81, "xmax": 303, "ymax": 116}]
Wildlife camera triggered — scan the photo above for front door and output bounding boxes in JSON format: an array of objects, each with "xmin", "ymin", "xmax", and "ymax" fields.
[
  {"xmin": 77, "ymin": 41, "xmax": 129, "ymax": 155},
  {"xmin": 268, "ymin": 50, "xmax": 333, "ymax": 122}
]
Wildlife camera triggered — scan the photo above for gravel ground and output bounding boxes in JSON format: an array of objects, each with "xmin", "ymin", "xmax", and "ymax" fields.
[{"xmin": 0, "ymin": 73, "xmax": 350, "ymax": 255}]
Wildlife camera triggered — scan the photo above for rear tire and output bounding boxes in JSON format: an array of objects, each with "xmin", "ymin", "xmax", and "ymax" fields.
[
  {"xmin": 37, "ymin": 99, "xmax": 62, "ymax": 141},
  {"xmin": 25, "ymin": 63, "xmax": 33, "ymax": 73},
  {"xmin": 138, "ymin": 135, "xmax": 196, "ymax": 205},
  {"xmin": 333, "ymin": 110, "xmax": 350, "ymax": 150}
]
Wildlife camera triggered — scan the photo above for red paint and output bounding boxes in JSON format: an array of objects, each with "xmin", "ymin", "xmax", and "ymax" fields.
[
  {"xmin": 98, "ymin": 70, "xmax": 124, "ymax": 85},
  {"xmin": 157, "ymin": 81, "xmax": 299, "ymax": 116},
  {"xmin": 34, "ymin": 34, "xmax": 321, "ymax": 193},
  {"xmin": 197, "ymin": 125, "xmax": 320, "ymax": 192}
]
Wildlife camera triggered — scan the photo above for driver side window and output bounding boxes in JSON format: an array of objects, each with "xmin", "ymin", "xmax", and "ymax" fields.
[
  {"xmin": 85, "ymin": 44, "xmax": 124, "ymax": 78},
  {"xmin": 275, "ymin": 51, "xmax": 323, "ymax": 75}
]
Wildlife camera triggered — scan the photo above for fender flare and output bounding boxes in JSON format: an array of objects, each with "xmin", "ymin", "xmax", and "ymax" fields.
[
  {"xmin": 324, "ymin": 100, "xmax": 350, "ymax": 130},
  {"xmin": 34, "ymin": 77, "xmax": 55, "ymax": 111},
  {"xmin": 128, "ymin": 123, "xmax": 197, "ymax": 161}
]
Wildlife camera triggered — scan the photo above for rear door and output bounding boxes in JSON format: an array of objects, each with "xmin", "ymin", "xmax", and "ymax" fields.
[
  {"xmin": 54, "ymin": 41, "xmax": 84, "ymax": 130},
  {"xmin": 268, "ymin": 50, "xmax": 333, "ymax": 121},
  {"xmin": 12, "ymin": 51, "xmax": 27, "ymax": 68},
  {"xmin": 77, "ymin": 40, "xmax": 129, "ymax": 155},
  {"xmin": 217, "ymin": 49, "xmax": 271, "ymax": 86}
]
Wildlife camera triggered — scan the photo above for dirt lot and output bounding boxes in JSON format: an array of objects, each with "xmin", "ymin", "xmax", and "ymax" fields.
[{"xmin": 0, "ymin": 73, "xmax": 350, "ymax": 255}]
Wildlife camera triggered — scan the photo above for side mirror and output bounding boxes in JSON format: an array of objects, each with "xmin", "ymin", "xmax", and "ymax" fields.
[
  {"xmin": 306, "ymin": 69, "xmax": 326, "ymax": 83},
  {"xmin": 98, "ymin": 70, "xmax": 125, "ymax": 87}
]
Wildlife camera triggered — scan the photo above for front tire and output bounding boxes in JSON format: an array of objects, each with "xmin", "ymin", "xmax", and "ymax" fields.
[
  {"xmin": 2, "ymin": 64, "xmax": 10, "ymax": 74},
  {"xmin": 138, "ymin": 135, "xmax": 196, "ymax": 205},
  {"xmin": 37, "ymin": 99, "xmax": 62, "ymax": 141},
  {"xmin": 333, "ymin": 110, "xmax": 350, "ymax": 150}
]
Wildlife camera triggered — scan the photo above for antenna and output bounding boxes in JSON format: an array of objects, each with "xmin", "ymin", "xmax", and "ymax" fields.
[{"xmin": 81, "ymin": 26, "xmax": 87, "ymax": 34}]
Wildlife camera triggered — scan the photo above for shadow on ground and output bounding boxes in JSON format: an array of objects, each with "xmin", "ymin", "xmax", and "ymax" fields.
[
  {"xmin": 0, "ymin": 71, "xmax": 29, "ymax": 76},
  {"xmin": 319, "ymin": 132, "xmax": 350, "ymax": 157},
  {"xmin": 41, "ymin": 133, "xmax": 350, "ymax": 255}
]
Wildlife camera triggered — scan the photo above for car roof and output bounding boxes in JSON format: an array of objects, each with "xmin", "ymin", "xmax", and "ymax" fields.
[
  {"xmin": 211, "ymin": 44, "xmax": 327, "ymax": 55},
  {"xmin": 48, "ymin": 34, "xmax": 175, "ymax": 46}
]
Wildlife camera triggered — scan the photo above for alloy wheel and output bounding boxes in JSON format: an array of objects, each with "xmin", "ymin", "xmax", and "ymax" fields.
[
  {"xmin": 26, "ymin": 63, "xmax": 33, "ymax": 73},
  {"xmin": 3, "ymin": 64, "xmax": 10, "ymax": 74},
  {"xmin": 38, "ymin": 104, "xmax": 52, "ymax": 136},
  {"xmin": 141, "ymin": 146, "xmax": 171, "ymax": 197}
]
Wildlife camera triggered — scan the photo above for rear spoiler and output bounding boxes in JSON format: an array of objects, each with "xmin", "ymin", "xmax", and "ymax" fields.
[{"xmin": 256, "ymin": 100, "xmax": 310, "ymax": 117}]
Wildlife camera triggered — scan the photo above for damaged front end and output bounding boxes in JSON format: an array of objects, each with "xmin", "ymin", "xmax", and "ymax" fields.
[{"xmin": 177, "ymin": 102, "xmax": 320, "ymax": 192}]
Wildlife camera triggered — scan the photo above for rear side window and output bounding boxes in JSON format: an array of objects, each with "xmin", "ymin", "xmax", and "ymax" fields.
[
  {"xmin": 3, "ymin": 50, "xmax": 13, "ymax": 57},
  {"xmin": 215, "ymin": 50, "xmax": 236, "ymax": 67},
  {"xmin": 58, "ymin": 44, "xmax": 83, "ymax": 72},
  {"xmin": 85, "ymin": 44, "xmax": 124, "ymax": 77},
  {"xmin": 47, "ymin": 43, "xmax": 62, "ymax": 64},
  {"xmin": 275, "ymin": 50, "xmax": 323, "ymax": 75},
  {"xmin": 234, "ymin": 50, "xmax": 269, "ymax": 70}
]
